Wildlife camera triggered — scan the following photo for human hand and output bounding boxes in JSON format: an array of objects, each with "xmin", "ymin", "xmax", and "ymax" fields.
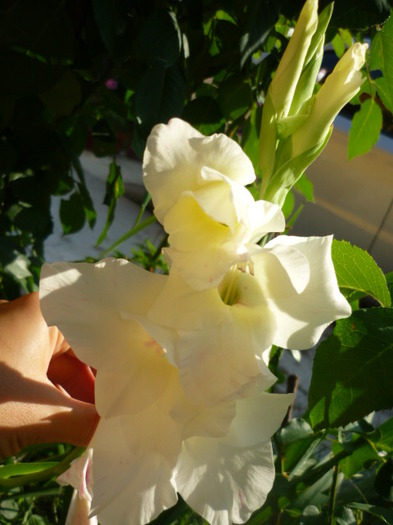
[{"xmin": 0, "ymin": 293, "xmax": 99, "ymax": 459}]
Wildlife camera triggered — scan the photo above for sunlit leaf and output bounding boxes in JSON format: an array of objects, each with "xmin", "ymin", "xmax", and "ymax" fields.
[
  {"xmin": 240, "ymin": 0, "xmax": 283, "ymax": 68},
  {"xmin": 375, "ymin": 76, "xmax": 393, "ymax": 114},
  {"xmin": 348, "ymin": 98, "xmax": 383, "ymax": 159},
  {"xmin": 380, "ymin": 12, "xmax": 393, "ymax": 109},
  {"xmin": 0, "ymin": 462, "xmax": 58, "ymax": 479},
  {"xmin": 332, "ymin": 240, "xmax": 391, "ymax": 307},
  {"xmin": 308, "ymin": 308, "xmax": 393, "ymax": 430}
]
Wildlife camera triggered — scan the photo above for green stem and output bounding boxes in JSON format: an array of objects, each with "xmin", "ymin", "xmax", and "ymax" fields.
[
  {"xmin": 99, "ymin": 215, "xmax": 157, "ymax": 258},
  {"xmin": 328, "ymin": 463, "xmax": 340, "ymax": 525},
  {"xmin": 0, "ymin": 446, "xmax": 85, "ymax": 490}
]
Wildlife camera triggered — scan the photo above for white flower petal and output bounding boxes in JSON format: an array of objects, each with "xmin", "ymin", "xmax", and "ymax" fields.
[
  {"xmin": 143, "ymin": 118, "xmax": 255, "ymax": 224},
  {"xmin": 162, "ymin": 195, "xmax": 236, "ymax": 289},
  {"xmin": 255, "ymin": 235, "xmax": 351, "ymax": 349},
  {"xmin": 66, "ymin": 490, "xmax": 97, "ymax": 525},
  {"xmin": 90, "ymin": 417, "xmax": 179, "ymax": 525},
  {"xmin": 263, "ymin": 241, "xmax": 311, "ymax": 294},
  {"xmin": 40, "ymin": 259, "xmax": 172, "ymax": 416},
  {"xmin": 148, "ymin": 270, "xmax": 226, "ymax": 330},
  {"xmin": 94, "ymin": 322, "xmax": 173, "ymax": 417},
  {"xmin": 148, "ymin": 270, "xmax": 277, "ymax": 405},
  {"xmin": 174, "ymin": 325, "xmax": 262, "ymax": 406},
  {"xmin": 40, "ymin": 258, "xmax": 166, "ymax": 370},
  {"xmin": 191, "ymin": 132, "xmax": 256, "ymax": 186},
  {"xmin": 175, "ymin": 438, "xmax": 275, "ymax": 525},
  {"xmin": 245, "ymin": 199, "xmax": 285, "ymax": 244},
  {"xmin": 178, "ymin": 400, "xmax": 237, "ymax": 441},
  {"xmin": 58, "ymin": 448, "xmax": 94, "ymax": 502},
  {"xmin": 223, "ymin": 392, "xmax": 293, "ymax": 447}
]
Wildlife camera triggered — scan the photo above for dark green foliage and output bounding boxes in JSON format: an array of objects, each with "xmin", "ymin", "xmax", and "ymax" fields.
[{"xmin": 0, "ymin": 0, "xmax": 390, "ymax": 297}]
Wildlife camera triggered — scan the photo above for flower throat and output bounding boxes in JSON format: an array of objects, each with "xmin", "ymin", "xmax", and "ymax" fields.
[{"xmin": 218, "ymin": 262, "xmax": 253, "ymax": 306}]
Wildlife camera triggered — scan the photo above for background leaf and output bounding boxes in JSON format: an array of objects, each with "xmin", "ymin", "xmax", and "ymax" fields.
[
  {"xmin": 59, "ymin": 192, "xmax": 86, "ymax": 235},
  {"xmin": 136, "ymin": 10, "xmax": 182, "ymax": 67},
  {"xmin": 92, "ymin": 0, "xmax": 129, "ymax": 57},
  {"xmin": 348, "ymin": 98, "xmax": 383, "ymax": 159},
  {"xmin": 308, "ymin": 308, "xmax": 393, "ymax": 430},
  {"xmin": 240, "ymin": 0, "xmax": 284, "ymax": 68},
  {"xmin": 349, "ymin": 503, "xmax": 393, "ymax": 524},
  {"xmin": 331, "ymin": 240, "xmax": 391, "ymax": 307},
  {"xmin": 135, "ymin": 64, "xmax": 186, "ymax": 136},
  {"xmin": 96, "ymin": 161, "xmax": 124, "ymax": 246},
  {"xmin": 380, "ymin": 11, "xmax": 393, "ymax": 109}
]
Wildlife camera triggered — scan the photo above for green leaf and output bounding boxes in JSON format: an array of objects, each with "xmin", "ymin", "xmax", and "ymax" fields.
[
  {"xmin": 294, "ymin": 172, "xmax": 314, "ymax": 202},
  {"xmin": 26, "ymin": 515, "xmax": 47, "ymax": 525},
  {"xmin": 370, "ymin": 31, "xmax": 384, "ymax": 71},
  {"xmin": 348, "ymin": 98, "xmax": 383, "ymax": 159},
  {"xmin": 241, "ymin": 106, "xmax": 261, "ymax": 172},
  {"xmin": 182, "ymin": 96, "xmax": 224, "ymax": 135},
  {"xmin": 349, "ymin": 503, "xmax": 393, "ymax": 524},
  {"xmin": 375, "ymin": 459, "xmax": 393, "ymax": 500},
  {"xmin": 380, "ymin": 12, "xmax": 393, "ymax": 110},
  {"xmin": 308, "ymin": 308, "xmax": 393, "ymax": 430},
  {"xmin": 217, "ymin": 76, "xmax": 252, "ymax": 121},
  {"xmin": 278, "ymin": 419, "xmax": 322, "ymax": 474},
  {"xmin": 136, "ymin": 10, "xmax": 181, "ymax": 67},
  {"xmin": 0, "ymin": 0, "xmax": 74, "ymax": 61},
  {"xmin": 320, "ymin": 0, "xmax": 391, "ymax": 30},
  {"xmin": 96, "ymin": 161, "xmax": 124, "ymax": 246},
  {"xmin": 60, "ymin": 192, "xmax": 86, "ymax": 235},
  {"xmin": 331, "ymin": 32, "xmax": 346, "ymax": 59},
  {"xmin": 136, "ymin": 63, "xmax": 186, "ymax": 134},
  {"xmin": 281, "ymin": 0, "xmax": 390, "ymax": 30},
  {"xmin": 369, "ymin": 416, "xmax": 393, "ymax": 453},
  {"xmin": 332, "ymin": 240, "xmax": 391, "ymax": 307},
  {"xmin": 240, "ymin": 0, "xmax": 284, "ymax": 68},
  {"xmin": 4, "ymin": 254, "xmax": 32, "ymax": 280},
  {"xmin": 92, "ymin": 0, "xmax": 129, "ymax": 56},
  {"xmin": 40, "ymin": 71, "xmax": 82, "ymax": 118},
  {"xmin": 333, "ymin": 439, "xmax": 379, "ymax": 478},
  {"xmin": 13, "ymin": 206, "xmax": 52, "ymax": 236},
  {"xmin": 0, "ymin": 499, "xmax": 18, "ymax": 520},
  {"xmin": 0, "ymin": 462, "xmax": 58, "ymax": 479},
  {"xmin": 375, "ymin": 75, "xmax": 393, "ymax": 114},
  {"xmin": 0, "ymin": 0, "xmax": 73, "ymax": 96}
]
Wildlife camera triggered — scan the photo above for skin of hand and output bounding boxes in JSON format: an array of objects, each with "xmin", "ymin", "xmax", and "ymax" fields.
[{"xmin": 0, "ymin": 292, "xmax": 99, "ymax": 460}]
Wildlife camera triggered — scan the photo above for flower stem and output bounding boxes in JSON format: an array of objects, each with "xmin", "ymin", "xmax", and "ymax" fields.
[
  {"xmin": 0, "ymin": 446, "xmax": 85, "ymax": 490},
  {"xmin": 99, "ymin": 215, "xmax": 156, "ymax": 257}
]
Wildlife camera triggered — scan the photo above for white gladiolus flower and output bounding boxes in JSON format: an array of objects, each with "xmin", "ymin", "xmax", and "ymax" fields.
[
  {"xmin": 145, "ymin": 235, "xmax": 351, "ymax": 406},
  {"xmin": 143, "ymin": 118, "xmax": 285, "ymax": 290},
  {"xmin": 40, "ymin": 258, "xmax": 293, "ymax": 525}
]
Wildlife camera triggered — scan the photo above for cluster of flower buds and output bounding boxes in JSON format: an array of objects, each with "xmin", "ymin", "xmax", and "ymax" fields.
[{"xmin": 259, "ymin": 0, "xmax": 367, "ymax": 207}]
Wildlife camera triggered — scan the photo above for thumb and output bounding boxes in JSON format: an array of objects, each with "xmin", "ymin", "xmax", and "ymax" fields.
[
  {"xmin": 47, "ymin": 397, "xmax": 99, "ymax": 447},
  {"xmin": 33, "ymin": 388, "xmax": 99, "ymax": 448},
  {"xmin": 0, "ymin": 395, "xmax": 99, "ymax": 460}
]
